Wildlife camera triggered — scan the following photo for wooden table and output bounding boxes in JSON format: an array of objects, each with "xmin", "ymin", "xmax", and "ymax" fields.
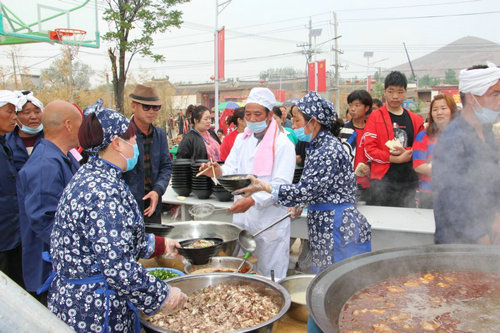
[{"xmin": 272, "ymin": 313, "xmax": 307, "ymax": 332}]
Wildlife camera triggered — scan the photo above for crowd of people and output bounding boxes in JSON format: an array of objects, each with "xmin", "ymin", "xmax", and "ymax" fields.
[{"xmin": 0, "ymin": 64, "xmax": 499, "ymax": 332}]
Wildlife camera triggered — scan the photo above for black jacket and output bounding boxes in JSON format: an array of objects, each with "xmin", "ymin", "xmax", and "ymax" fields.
[{"xmin": 177, "ymin": 129, "xmax": 221, "ymax": 161}]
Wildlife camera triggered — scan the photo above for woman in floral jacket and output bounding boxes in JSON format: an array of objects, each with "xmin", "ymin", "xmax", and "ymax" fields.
[
  {"xmin": 43, "ymin": 102, "xmax": 187, "ymax": 333},
  {"xmin": 238, "ymin": 91, "xmax": 372, "ymax": 272}
]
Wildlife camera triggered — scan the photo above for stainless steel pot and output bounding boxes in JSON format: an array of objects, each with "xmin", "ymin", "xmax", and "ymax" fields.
[
  {"xmin": 184, "ymin": 256, "xmax": 253, "ymax": 274},
  {"xmin": 279, "ymin": 274, "xmax": 315, "ymax": 323},
  {"xmin": 307, "ymin": 244, "xmax": 500, "ymax": 332},
  {"xmin": 162, "ymin": 221, "xmax": 243, "ymax": 257},
  {"xmin": 140, "ymin": 273, "xmax": 291, "ymax": 333}
]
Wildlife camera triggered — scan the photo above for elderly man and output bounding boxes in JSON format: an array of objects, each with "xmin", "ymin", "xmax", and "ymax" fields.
[
  {"xmin": 201, "ymin": 87, "xmax": 296, "ymax": 279},
  {"xmin": 124, "ymin": 84, "xmax": 172, "ymax": 224},
  {"xmin": 6, "ymin": 91, "xmax": 44, "ymax": 171},
  {"xmin": 433, "ymin": 63, "xmax": 500, "ymax": 244},
  {"xmin": 17, "ymin": 100, "xmax": 81, "ymax": 303},
  {"xmin": 0, "ymin": 90, "xmax": 23, "ymax": 286}
]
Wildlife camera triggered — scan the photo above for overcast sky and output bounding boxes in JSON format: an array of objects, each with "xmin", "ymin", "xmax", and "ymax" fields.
[{"xmin": 2, "ymin": 0, "xmax": 500, "ymax": 85}]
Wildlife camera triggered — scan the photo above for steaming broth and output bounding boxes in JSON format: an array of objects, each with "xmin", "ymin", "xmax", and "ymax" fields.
[{"xmin": 340, "ymin": 271, "xmax": 500, "ymax": 332}]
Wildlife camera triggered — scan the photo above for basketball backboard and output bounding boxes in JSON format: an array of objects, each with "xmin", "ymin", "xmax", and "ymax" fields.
[{"xmin": 0, "ymin": 0, "xmax": 99, "ymax": 48}]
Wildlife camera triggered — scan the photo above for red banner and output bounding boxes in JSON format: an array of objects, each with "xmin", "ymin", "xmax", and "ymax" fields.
[
  {"xmin": 216, "ymin": 27, "xmax": 225, "ymax": 80},
  {"xmin": 275, "ymin": 89, "xmax": 285, "ymax": 102},
  {"xmin": 308, "ymin": 62, "xmax": 316, "ymax": 91},
  {"xmin": 367, "ymin": 75, "xmax": 372, "ymax": 92},
  {"xmin": 317, "ymin": 60, "xmax": 326, "ymax": 92}
]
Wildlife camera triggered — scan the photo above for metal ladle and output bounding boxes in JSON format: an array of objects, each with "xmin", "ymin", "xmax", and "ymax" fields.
[{"xmin": 236, "ymin": 212, "xmax": 293, "ymax": 273}]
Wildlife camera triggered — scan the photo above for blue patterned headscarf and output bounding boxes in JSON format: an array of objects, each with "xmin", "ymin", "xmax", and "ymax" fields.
[
  {"xmin": 297, "ymin": 91, "xmax": 338, "ymax": 129},
  {"xmin": 83, "ymin": 99, "xmax": 131, "ymax": 153}
]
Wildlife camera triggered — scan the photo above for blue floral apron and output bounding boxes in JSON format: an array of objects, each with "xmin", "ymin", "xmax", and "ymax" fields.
[{"xmin": 38, "ymin": 252, "xmax": 141, "ymax": 333}]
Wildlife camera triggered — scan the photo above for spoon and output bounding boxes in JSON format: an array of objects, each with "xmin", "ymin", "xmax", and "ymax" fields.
[{"xmin": 236, "ymin": 252, "xmax": 251, "ymax": 273}]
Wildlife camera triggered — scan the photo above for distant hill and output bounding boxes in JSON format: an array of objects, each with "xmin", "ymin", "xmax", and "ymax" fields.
[{"xmin": 387, "ymin": 36, "xmax": 500, "ymax": 79}]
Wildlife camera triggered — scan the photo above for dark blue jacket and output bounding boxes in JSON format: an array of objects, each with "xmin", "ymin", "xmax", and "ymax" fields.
[
  {"xmin": 5, "ymin": 128, "xmax": 44, "ymax": 171},
  {"xmin": 123, "ymin": 121, "xmax": 172, "ymax": 217},
  {"xmin": 0, "ymin": 135, "xmax": 19, "ymax": 252},
  {"xmin": 17, "ymin": 139, "xmax": 80, "ymax": 291}
]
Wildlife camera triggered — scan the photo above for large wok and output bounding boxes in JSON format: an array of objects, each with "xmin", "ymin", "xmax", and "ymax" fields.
[
  {"xmin": 307, "ymin": 244, "xmax": 500, "ymax": 332},
  {"xmin": 140, "ymin": 273, "xmax": 290, "ymax": 333},
  {"xmin": 160, "ymin": 221, "xmax": 243, "ymax": 257}
]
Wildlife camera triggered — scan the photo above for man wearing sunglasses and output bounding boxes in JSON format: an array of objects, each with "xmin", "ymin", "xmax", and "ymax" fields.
[{"xmin": 124, "ymin": 84, "xmax": 172, "ymax": 224}]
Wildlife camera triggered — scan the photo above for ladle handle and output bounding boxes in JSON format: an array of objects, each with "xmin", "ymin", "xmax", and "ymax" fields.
[
  {"xmin": 237, "ymin": 252, "xmax": 251, "ymax": 273},
  {"xmin": 253, "ymin": 212, "xmax": 293, "ymax": 238}
]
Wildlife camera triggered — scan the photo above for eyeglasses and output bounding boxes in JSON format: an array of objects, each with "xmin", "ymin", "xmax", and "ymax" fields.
[{"xmin": 139, "ymin": 103, "xmax": 161, "ymax": 112}]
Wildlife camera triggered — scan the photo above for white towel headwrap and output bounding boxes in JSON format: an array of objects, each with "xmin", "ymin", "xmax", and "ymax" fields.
[
  {"xmin": 14, "ymin": 90, "xmax": 44, "ymax": 112},
  {"xmin": 459, "ymin": 62, "xmax": 500, "ymax": 96}
]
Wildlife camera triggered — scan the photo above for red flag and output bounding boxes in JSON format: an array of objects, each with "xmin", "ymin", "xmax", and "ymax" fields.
[
  {"xmin": 275, "ymin": 89, "xmax": 285, "ymax": 102},
  {"xmin": 317, "ymin": 60, "xmax": 326, "ymax": 92},
  {"xmin": 367, "ymin": 75, "xmax": 372, "ymax": 92},
  {"xmin": 308, "ymin": 62, "xmax": 316, "ymax": 91},
  {"xmin": 216, "ymin": 27, "xmax": 225, "ymax": 80}
]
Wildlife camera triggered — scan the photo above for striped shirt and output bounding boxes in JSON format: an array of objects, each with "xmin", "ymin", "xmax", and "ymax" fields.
[{"xmin": 412, "ymin": 130, "xmax": 436, "ymax": 192}]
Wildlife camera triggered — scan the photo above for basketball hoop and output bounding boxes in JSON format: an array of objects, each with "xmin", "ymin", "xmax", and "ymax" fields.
[
  {"xmin": 51, "ymin": 28, "xmax": 87, "ymax": 60},
  {"xmin": 49, "ymin": 28, "xmax": 86, "ymax": 103}
]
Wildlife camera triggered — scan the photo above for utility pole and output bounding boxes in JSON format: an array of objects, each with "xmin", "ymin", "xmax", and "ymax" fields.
[
  {"xmin": 333, "ymin": 11, "xmax": 340, "ymax": 113},
  {"xmin": 308, "ymin": 17, "xmax": 312, "ymax": 63},
  {"xmin": 297, "ymin": 17, "xmax": 319, "ymax": 91},
  {"xmin": 11, "ymin": 50, "xmax": 18, "ymax": 90},
  {"xmin": 215, "ymin": 0, "xmax": 231, "ymax": 131}
]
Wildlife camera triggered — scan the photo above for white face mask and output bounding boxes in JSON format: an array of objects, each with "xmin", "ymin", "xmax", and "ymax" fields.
[{"xmin": 472, "ymin": 95, "xmax": 500, "ymax": 124}]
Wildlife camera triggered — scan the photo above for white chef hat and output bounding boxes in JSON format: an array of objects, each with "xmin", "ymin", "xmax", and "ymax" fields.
[
  {"xmin": 0, "ymin": 90, "xmax": 22, "ymax": 111},
  {"xmin": 246, "ymin": 87, "xmax": 276, "ymax": 111},
  {"xmin": 459, "ymin": 62, "xmax": 500, "ymax": 96},
  {"xmin": 15, "ymin": 90, "xmax": 44, "ymax": 112}
]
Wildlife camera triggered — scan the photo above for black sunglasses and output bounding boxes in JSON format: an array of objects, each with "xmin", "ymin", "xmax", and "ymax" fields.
[{"xmin": 139, "ymin": 103, "xmax": 161, "ymax": 111}]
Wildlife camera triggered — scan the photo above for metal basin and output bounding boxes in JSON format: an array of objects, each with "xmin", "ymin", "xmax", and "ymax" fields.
[
  {"xmin": 307, "ymin": 244, "xmax": 500, "ymax": 333},
  {"xmin": 140, "ymin": 273, "xmax": 291, "ymax": 333},
  {"xmin": 184, "ymin": 256, "xmax": 253, "ymax": 274},
  {"xmin": 279, "ymin": 274, "xmax": 315, "ymax": 323},
  {"xmin": 161, "ymin": 221, "xmax": 243, "ymax": 257}
]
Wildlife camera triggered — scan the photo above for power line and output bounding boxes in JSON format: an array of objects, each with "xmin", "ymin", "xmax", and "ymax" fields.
[{"xmin": 341, "ymin": 10, "xmax": 500, "ymax": 22}]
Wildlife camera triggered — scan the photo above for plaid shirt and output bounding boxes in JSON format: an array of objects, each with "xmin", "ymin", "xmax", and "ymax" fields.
[{"xmin": 141, "ymin": 128, "xmax": 154, "ymax": 194}]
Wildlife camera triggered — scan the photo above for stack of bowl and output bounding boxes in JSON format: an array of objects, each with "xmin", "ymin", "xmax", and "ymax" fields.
[
  {"xmin": 171, "ymin": 159, "xmax": 192, "ymax": 196},
  {"xmin": 191, "ymin": 159, "xmax": 213, "ymax": 199},
  {"xmin": 293, "ymin": 166, "xmax": 303, "ymax": 184},
  {"xmin": 212, "ymin": 162, "xmax": 233, "ymax": 202}
]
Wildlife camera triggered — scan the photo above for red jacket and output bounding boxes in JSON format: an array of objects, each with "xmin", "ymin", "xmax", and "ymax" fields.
[{"xmin": 362, "ymin": 105, "xmax": 424, "ymax": 180}]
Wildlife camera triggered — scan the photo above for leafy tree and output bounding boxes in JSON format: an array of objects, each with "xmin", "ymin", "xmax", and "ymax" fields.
[
  {"xmin": 444, "ymin": 69, "xmax": 458, "ymax": 84},
  {"xmin": 259, "ymin": 67, "xmax": 304, "ymax": 81},
  {"xmin": 102, "ymin": 0, "xmax": 188, "ymax": 113},
  {"xmin": 40, "ymin": 56, "xmax": 93, "ymax": 92},
  {"xmin": 371, "ymin": 82, "xmax": 385, "ymax": 99},
  {"xmin": 419, "ymin": 74, "xmax": 440, "ymax": 87}
]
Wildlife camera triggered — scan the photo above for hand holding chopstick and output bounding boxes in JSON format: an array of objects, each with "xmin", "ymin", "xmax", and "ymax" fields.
[{"xmin": 196, "ymin": 161, "xmax": 222, "ymax": 178}]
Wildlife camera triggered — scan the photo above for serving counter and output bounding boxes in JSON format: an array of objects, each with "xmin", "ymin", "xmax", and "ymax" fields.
[{"xmin": 161, "ymin": 187, "xmax": 435, "ymax": 252}]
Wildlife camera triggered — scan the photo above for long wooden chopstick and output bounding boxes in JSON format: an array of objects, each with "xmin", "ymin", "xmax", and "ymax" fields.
[
  {"xmin": 195, "ymin": 166, "xmax": 211, "ymax": 178},
  {"xmin": 210, "ymin": 158, "xmax": 219, "ymax": 185}
]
